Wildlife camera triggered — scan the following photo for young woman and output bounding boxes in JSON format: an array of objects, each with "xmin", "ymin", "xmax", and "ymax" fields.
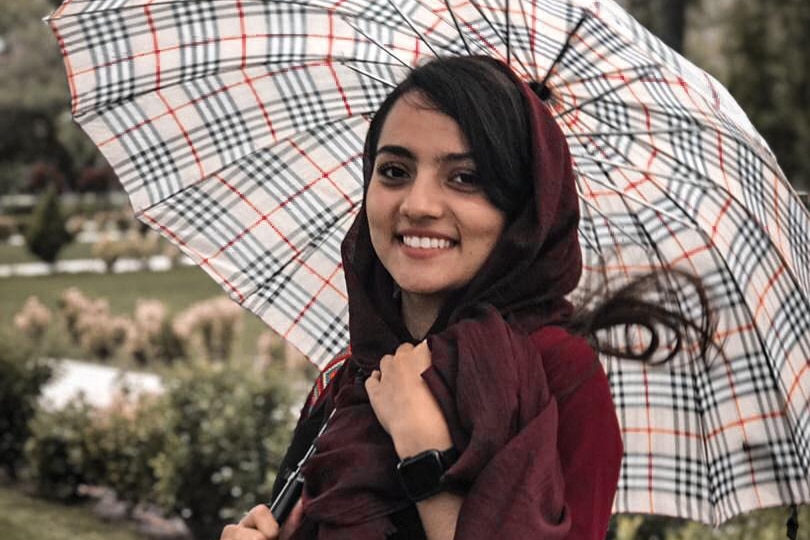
[{"xmin": 221, "ymin": 55, "xmax": 705, "ymax": 540}]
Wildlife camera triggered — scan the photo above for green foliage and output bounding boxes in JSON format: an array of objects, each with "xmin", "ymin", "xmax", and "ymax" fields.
[
  {"xmin": 151, "ymin": 360, "xmax": 294, "ymax": 539},
  {"xmin": 0, "ymin": 328, "xmax": 51, "ymax": 479},
  {"xmin": 723, "ymin": 0, "xmax": 810, "ymax": 191},
  {"xmin": 0, "ymin": 0, "xmax": 80, "ymax": 192},
  {"xmin": 24, "ymin": 399, "xmax": 95, "ymax": 501},
  {"xmin": 24, "ymin": 358, "xmax": 294, "ymax": 539},
  {"xmin": 81, "ymin": 394, "xmax": 166, "ymax": 513},
  {"xmin": 609, "ymin": 505, "xmax": 810, "ymax": 540},
  {"xmin": 625, "ymin": 0, "xmax": 689, "ymax": 52},
  {"xmin": 24, "ymin": 185, "xmax": 73, "ymax": 264}
]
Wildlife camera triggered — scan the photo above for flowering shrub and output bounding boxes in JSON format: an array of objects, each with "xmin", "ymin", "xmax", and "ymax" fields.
[
  {"xmin": 25, "ymin": 399, "xmax": 95, "ymax": 500},
  {"xmin": 125, "ymin": 299, "xmax": 184, "ymax": 365},
  {"xmin": 26, "ymin": 358, "xmax": 294, "ymax": 539},
  {"xmin": 13, "ymin": 296, "xmax": 52, "ymax": 343},
  {"xmin": 82, "ymin": 392, "xmax": 166, "ymax": 514},
  {"xmin": 59, "ymin": 287, "xmax": 97, "ymax": 345},
  {"xmin": 78, "ymin": 315, "xmax": 132, "ymax": 360},
  {"xmin": 91, "ymin": 234, "xmax": 126, "ymax": 273},
  {"xmin": 151, "ymin": 360, "xmax": 293, "ymax": 540},
  {"xmin": 255, "ymin": 330, "xmax": 281, "ymax": 368},
  {"xmin": 58, "ymin": 287, "xmax": 130, "ymax": 360},
  {"xmin": 173, "ymin": 297, "xmax": 244, "ymax": 362}
]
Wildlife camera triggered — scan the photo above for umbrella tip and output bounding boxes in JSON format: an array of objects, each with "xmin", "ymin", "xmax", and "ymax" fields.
[{"xmin": 528, "ymin": 81, "xmax": 552, "ymax": 102}]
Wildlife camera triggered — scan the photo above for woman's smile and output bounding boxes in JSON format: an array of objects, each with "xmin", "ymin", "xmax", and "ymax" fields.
[{"xmin": 365, "ymin": 92, "xmax": 506, "ymax": 308}]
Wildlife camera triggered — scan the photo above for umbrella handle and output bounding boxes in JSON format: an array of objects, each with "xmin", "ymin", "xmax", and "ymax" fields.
[
  {"xmin": 268, "ymin": 472, "xmax": 304, "ymax": 524},
  {"xmin": 266, "ymin": 408, "xmax": 335, "ymax": 525}
]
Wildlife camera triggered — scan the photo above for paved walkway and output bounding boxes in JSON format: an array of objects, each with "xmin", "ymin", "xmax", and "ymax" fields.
[
  {"xmin": 0, "ymin": 254, "xmax": 191, "ymax": 278},
  {"xmin": 41, "ymin": 358, "xmax": 163, "ymax": 410}
]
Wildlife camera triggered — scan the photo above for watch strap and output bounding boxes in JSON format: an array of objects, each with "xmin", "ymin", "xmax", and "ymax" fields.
[{"xmin": 396, "ymin": 447, "xmax": 459, "ymax": 502}]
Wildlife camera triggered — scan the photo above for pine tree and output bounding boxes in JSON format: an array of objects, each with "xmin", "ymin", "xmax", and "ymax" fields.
[{"xmin": 24, "ymin": 184, "xmax": 73, "ymax": 265}]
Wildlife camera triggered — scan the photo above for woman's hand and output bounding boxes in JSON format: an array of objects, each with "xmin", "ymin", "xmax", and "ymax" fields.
[
  {"xmin": 220, "ymin": 499, "xmax": 303, "ymax": 540},
  {"xmin": 365, "ymin": 341, "xmax": 452, "ymax": 458}
]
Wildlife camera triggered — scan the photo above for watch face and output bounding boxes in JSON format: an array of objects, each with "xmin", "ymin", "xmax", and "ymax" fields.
[{"xmin": 397, "ymin": 450, "xmax": 444, "ymax": 500}]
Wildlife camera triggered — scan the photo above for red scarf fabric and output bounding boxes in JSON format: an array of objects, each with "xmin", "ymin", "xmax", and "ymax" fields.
[{"xmin": 295, "ymin": 64, "xmax": 583, "ymax": 539}]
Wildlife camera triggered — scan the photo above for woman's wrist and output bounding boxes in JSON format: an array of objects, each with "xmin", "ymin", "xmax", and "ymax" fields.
[{"xmin": 390, "ymin": 425, "xmax": 453, "ymax": 459}]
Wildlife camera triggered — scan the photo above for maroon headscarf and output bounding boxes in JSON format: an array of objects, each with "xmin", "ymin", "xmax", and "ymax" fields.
[{"xmin": 294, "ymin": 59, "xmax": 583, "ymax": 539}]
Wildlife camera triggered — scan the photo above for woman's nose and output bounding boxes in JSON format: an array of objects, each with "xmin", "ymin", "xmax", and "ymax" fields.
[{"xmin": 399, "ymin": 172, "xmax": 443, "ymax": 219}]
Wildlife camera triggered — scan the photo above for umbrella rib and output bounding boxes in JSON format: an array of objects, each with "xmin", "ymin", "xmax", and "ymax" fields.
[
  {"xmin": 554, "ymin": 63, "xmax": 662, "ymax": 87},
  {"xmin": 564, "ymin": 128, "xmax": 703, "ymax": 138},
  {"xmin": 575, "ymin": 188, "xmax": 656, "ymax": 255},
  {"xmin": 556, "ymin": 67, "xmax": 658, "ymax": 118},
  {"xmin": 340, "ymin": 17, "xmax": 413, "ymax": 69},
  {"xmin": 466, "ymin": 0, "xmax": 532, "ymax": 77},
  {"xmin": 560, "ymin": 87, "xmax": 776, "ymax": 164},
  {"xmin": 570, "ymin": 154, "xmax": 715, "ymax": 190},
  {"xmin": 385, "ymin": 0, "xmax": 441, "ymax": 58},
  {"xmin": 564, "ymin": 100, "xmax": 786, "ymax": 199},
  {"xmin": 575, "ymin": 174, "xmax": 699, "ymax": 232},
  {"xmin": 338, "ymin": 61, "xmax": 399, "ymax": 88},
  {"xmin": 443, "ymin": 0, "xmax": 472, "ymax": 55},
  {"xmin": 505, "ymin": 0, "xmax": 511, "ymax": 66},
  {"xmin": 514, "ymin": 0, "xmax": 540, "ymax": 75},
  {"xmin": 567, "ymin": 111, "xmax": 810, "ymax": 316},
  {"xmin": 538, "ymin": 12, "xmax": 589, "ymax": 92}
]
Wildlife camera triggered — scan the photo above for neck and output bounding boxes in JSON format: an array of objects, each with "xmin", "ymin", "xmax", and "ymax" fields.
[{"xmin": 400, "ymin": 291, "xmax": 445, "ymax": 341}]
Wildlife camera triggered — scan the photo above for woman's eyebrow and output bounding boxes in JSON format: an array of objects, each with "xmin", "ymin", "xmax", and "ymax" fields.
[{"xmin": 377, "ymin": 145, "xmax": 474, "ymax": 164}]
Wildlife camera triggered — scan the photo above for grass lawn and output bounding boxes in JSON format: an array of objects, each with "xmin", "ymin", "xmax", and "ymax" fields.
[
  {"xmin": 0, "ymin": 485, "xmax": 150, "ymax": 540},
  {"xmin": 0, "ymin": 266, "xmax": 268, "ymax": 361}
]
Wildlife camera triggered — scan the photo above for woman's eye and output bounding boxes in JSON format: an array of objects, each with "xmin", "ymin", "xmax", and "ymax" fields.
[
  {"xmin": 449, "ymin": 172, "xmax": 481, "ymax": 190},
  {"xmin": 376, "ymin": 164, "xmax": 410, "ymax": 182}
]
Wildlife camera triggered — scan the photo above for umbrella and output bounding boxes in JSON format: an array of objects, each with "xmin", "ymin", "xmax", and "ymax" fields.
[{"xmin": 46, "ymin": 0, "xmax": 809, "ymax": 527}]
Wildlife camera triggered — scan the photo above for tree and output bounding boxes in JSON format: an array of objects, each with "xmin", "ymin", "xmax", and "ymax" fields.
[
  {"xmin": 723, "ymin": 0, "xmax": 810, "ymax": 191},
  {"xmin": 625, "ymin": 0, "xmax": 690, "ymax": 53},
  {"xmin": 0, "ymin": 0, "xmax": 99, "ymax": 193},
  {"xmin": 0, "ymin": 328, "xmax": 51, "ymax": 480},
  {"xmin": 24, "ymin": 184, "xmax": 73, "ymax": 265}
]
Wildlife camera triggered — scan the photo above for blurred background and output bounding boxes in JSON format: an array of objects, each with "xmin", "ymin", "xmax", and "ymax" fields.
[{"xmin": 0, "ymin": 1, "xmax": 807, "ymax": 539}]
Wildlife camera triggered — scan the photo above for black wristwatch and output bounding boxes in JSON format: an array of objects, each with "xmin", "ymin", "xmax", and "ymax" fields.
[{"xmin": 396, "ymin": 447, "xmax": 459, "ymax": 502}]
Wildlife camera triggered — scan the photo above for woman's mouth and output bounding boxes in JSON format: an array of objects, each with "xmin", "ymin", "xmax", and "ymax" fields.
[{"xmin": 399, "ymin": 235, "xmax": 456, "ymax": 250}]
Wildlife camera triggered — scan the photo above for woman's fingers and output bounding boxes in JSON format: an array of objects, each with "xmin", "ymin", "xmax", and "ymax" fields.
[
  {"xmin": 365, "ymin": 341, "xmax": 451, "ymax": 457},
  {"xmin": 220, "ymin": 523, "xmax": 270, "ymax": 540},
  {"xmin": 233, "ymin": 504, "xmax": 281, "ymax": 539}
]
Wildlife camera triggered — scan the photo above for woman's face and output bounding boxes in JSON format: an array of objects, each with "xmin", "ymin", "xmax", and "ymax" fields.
[{"xmin": 366, "ymin": 92, "xmax": 506, "ymax": 304}]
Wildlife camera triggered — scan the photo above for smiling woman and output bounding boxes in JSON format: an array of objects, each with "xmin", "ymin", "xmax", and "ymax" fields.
[
  {"xmin": 366, "ymin": 93, "xmax": 506, "ymax": 340},
  {"xmin": 220, "ymin": 56, "xmax": 711, "ymax": 540}
]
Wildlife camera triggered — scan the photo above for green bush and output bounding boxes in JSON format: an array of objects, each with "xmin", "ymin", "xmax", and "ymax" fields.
[
  {"xmin": 23, "ymin": 184, "xmax": 73, "ymax": 265},
  {"xmin": 0, "ymin": 328, "xmax": 51, "ymax": 479},
  {"xmin": 151, "ymin": 360, "xmax": 294, "ymax": 540},
  {"xmin": 24, "ymin": 399, "xmax": 95, "ymax": 501},
  {"xmin": 22, "ymin": 357, "xmax": 294, "ymax": 539},
  {"xmin": 82, "ymin": 392, "xmax": 166, "ymax": 514}
]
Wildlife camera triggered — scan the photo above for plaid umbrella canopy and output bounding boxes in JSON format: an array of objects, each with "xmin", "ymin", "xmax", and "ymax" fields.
[{"xmin": 47, "ymin": 0, "xmax": 809, "ymax": 527}]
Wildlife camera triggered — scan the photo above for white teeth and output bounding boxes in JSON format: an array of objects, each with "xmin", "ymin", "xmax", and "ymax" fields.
[{"xmin": 402, "ymin": 236, "xmax": 453, "ymax": 249}]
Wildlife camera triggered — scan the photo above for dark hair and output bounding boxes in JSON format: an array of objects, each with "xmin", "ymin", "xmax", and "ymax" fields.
[
  {"xmin": 363, "ymin": 56, "xmax": 715, "ymax": 364},
  {"xmin": 363, "ymin": 56, "xmax": 532, "ymax": 217}
]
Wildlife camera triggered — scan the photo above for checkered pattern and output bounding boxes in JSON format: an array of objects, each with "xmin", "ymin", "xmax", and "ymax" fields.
[{"xmin": 47, "ymin": 0, "xmax": 809, "ymax": 526}]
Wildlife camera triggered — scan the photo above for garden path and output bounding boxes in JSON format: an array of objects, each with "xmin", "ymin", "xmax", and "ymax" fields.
[
  {"xmin": 0, "ymin": 255, "xmax": 189, "ymax": 278},
  {"xmin": 41, "ymin": 358, "xmax": 163, "ymax": 410}
]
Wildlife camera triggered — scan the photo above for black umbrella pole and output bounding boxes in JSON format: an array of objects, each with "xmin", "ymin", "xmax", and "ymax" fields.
[
  {"xmin": 266, "ymin": 409, "xmax": 335, "ymax": 525},
  {"xmin": 268, "ymin": 472, "xmax": 304, "ymax": 524}
]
